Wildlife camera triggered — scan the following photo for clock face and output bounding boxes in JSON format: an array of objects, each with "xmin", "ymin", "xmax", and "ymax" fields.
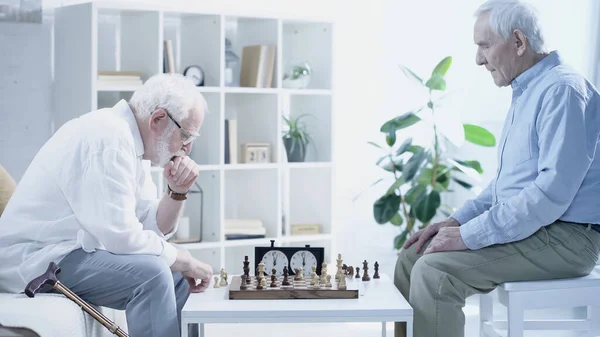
[
  {"xmin": 260, "ymin": 250, "xmax": 289, "ymax": 276},
  {"xmin": 183, "ymin": 65, "xmax": 204, "ymax": 86},
  {"xmin": 290, "ymin": 250, "xmax": 318, "ymax": 276}
]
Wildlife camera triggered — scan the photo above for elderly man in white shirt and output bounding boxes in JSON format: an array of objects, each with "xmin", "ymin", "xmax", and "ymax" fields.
[{"xmin": 0, "ymin": 73, "xmax": 212, "ymax": 337}]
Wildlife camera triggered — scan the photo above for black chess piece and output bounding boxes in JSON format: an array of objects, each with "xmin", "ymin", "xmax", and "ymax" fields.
[
  {"xmin": 240, "ymin": 274, "xmax": 248, "ymax": 290},
  {"xmin": 374, "ymin": 261, "xmax": 380, "ymax": 279},
  {"xmin": 355, "ymin": 267, "xmax": 360, "ymax": 278},
  {"xmin": 346, "ymin": 266, "xmax": 353, "ymax": 276},
  {"xmin": 282, "ymin": 266, "xmax": 290, "ymax": 286},
  {"xmin": 362, "ymin": 260, "xmax": 370, "ymax": 281},
  {"xmin": 270, "ymin": 274, "xmax": 277, "ymax": 287},
  {"xmin": 243, "ymin": 256, "xmax": 251, "ymax": 283},
  {"xmin": 272, "ymin": 268, "xmax": 277, "ymax": 276}
]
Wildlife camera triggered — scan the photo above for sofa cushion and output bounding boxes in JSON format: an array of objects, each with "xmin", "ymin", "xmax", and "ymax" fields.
[{"xmin": 0, "ymin": 165, "xmax": 16, "ymax": 217}]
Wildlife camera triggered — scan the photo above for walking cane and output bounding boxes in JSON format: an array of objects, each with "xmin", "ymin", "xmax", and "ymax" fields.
[{"xmin": 24, "ymin": 262, "xmax": 129, "ymax": 337}]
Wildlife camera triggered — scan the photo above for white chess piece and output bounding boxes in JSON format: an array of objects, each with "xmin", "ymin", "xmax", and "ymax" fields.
[
  {"xmin": 326, "ymin": 275, "xmax": 332, "ymax": 287},
  {"xmin": 213, "ymin": 276, "xmax": 220, "ymax": 288},
  {"xmin": 338, "ymin": 274, "xmax": 347, "ymax": 290},
  {"xmin": 220, "ymin": 268, "xmax": 227, "ymax": 286},
  {"xmin": 321, "ymin": 262, "xmax": 328, "ymax": 284}
]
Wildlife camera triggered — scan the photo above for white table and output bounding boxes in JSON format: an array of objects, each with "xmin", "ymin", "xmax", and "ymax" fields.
[{"xmin": 181, "ymin": 274, "xmax": 413, "ymax": 337}]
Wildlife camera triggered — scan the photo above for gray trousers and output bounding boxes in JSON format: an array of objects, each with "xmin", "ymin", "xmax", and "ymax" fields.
[
  {"xmin": 394, "ymin": 221, "xmax": 600, "ymax": 337},
  {"xmin": 47, "ymin": 249, "xmax": 198, "ymax": 337}
]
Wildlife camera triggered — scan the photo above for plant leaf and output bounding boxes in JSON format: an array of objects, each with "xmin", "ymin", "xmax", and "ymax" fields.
[
  {"xmin": 404, "ymin": 184, "xmax": 427, "ymax": 205},
  {"xmin": 386, "ymin": 177, "xmax": 405, "ymax": 196},
  {"xmin": 447, "ymin": 158, "xmax": 482, "ymax": 182},
  {"xmin": 402, "ymin": 149, "xmax": 428, "ymax": 181},
  {"xmin": 373, "ymin": 194, "xmax": 401, "ymax": 224},
  {"xmin": 463, "ymin": 124, "xmax": 496, "ymax": 147},
  {"xmin": 395, "ymin": 138, "xmax": 413, "ymax": 156},
  {"xmin": 425, "ymin": 74, "xmax": 446, "ymax": 91},
  {"xmin": 414, "ymin": 190, "xmax": 441, "ymax": 223},
  {"xmin": 386, "ymin": 132, "xmax": 397, "ymax": 147},
  {"xmin": 380, "ymin": 112, "xmax": 421, "ymax": 134},
  {"xmin": 452, "ymin": 177, "xmax": 473, "ymax": 189},
  {"xmin": 432, "ymin": 56, "xmax": 452, "ymax": 76},
  {"xmin": 394, "ymin": 229, "xmax": 410, "ymax": 250},
  {"xmin": 368, "ymin": 141, "xmax": 383, "ymax": 149},
  {"xmin": 455, "ymin": 160, "xmax": 483, "ymax": 174},
  {"xmin": 398, "ymin": 65, "xmax": 423, "ymax": 85},
  {"xmin": 390, "ymin": 213, "xmax": 404, "ymax": 226}
]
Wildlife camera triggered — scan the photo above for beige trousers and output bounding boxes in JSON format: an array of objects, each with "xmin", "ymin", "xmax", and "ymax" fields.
[{"xmin": 393, "ymin": 220, "xmax": 600, "ymax": 337}]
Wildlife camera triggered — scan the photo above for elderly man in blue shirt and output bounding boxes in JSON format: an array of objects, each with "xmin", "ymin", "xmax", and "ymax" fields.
[{"xmin": 394, "ymin": 1, "xmax": 600, "ymax": 336}]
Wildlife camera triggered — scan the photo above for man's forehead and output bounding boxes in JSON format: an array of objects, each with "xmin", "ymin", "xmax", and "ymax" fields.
[{"xmin": 474, "ymin": 15, "xmax": 492, "ymax": 43}]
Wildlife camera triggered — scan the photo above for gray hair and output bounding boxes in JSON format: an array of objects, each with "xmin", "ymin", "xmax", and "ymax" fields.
[
  {"xmin": 474, "ymin": 0, "xmax": 546, "ymax": 54},
  {"xmin": 129, "ymin": 73, "xmax": 209, "ymax": 122}
]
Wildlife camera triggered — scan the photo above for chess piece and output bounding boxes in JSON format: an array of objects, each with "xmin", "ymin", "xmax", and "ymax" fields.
[
  {"xmin": 282, "ymin": 266, "xmax": 290, "ymax": 286},
  {"xmin": 362, "ymin": 260, "xmax": 370, "ymax": 281},
  {"xmin": 347, "ymin": 266, "xmax": 353, "ymax": 276},
  {"xmin": 325, "ymin": 274, "xmax": 332, "ymax": 287},
  {"xmin": 243, "ymin": 256, "xmax": 251, "ymax": 283},
  {"xmin": 240, "ymin": 275, "xmax": 248, "ymax": 290},
  {"xmin": 213, "ymin": 276, "xmax": 220, "ymax": 288},
  {"xmin": 355, "ymin": 267, "xmax": 360, "ymax": 278},
  {"xmin": 256, "ymin": 277, "xmax": 264, "ymax": 290},
  {"xmin": 374, "ymin": 261, "xmax": 380, "ymax": 279},
  {"xmin": 298, "ymin": 267, "xmax": 304, "ymax": 281},
  {"xmin": 258, "ymin": 261, "xmax": 265, "ymax": 279},
  {"xmin": 270, "ymin": 274, "xmax": 277, "ymax": 287},
  {"xmin": 220, "ymin": 268, "xmax": 228, "ymax": 286},
  {"xmin": 294, "ymin": 268, "xmax": 302, "ymax": 281},
  {"xmin": 260, "ymin": 277, "xmax": 267, "ymax": 289},
  {"xmin": 336, "ymin": 253, "xmax": 343, "ymax": 281},
  {"xmin": 311, "ymin": 266, "xmax": 318, "ymax": 286},
  {"xmin": 338, "ymin": 274, "xmax": 347, "ymax": 290},
  {"xmin": 320, "ymin": 262, "xmax": 328, "ymax": 285}
]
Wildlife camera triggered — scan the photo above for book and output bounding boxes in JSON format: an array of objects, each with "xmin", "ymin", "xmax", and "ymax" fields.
[{"xmin": 239, "ymin": 44, "xmax": 276, "ymax": 88}]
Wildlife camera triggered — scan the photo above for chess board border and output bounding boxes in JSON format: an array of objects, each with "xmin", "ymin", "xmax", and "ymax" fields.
[{"xmin": 228, "ymin": 275, "xmax": 359, "ymax": 300}]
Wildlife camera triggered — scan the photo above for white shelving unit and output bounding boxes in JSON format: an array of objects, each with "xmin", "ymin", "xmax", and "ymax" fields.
[{"xmin": 53, "ymin": 1, "xmax": 335, "ymax": 275}]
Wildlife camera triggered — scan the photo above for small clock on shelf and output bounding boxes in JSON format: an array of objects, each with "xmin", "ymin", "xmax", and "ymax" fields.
[
  {"xmin": 183, "ymin": 65, "xmax": 205, "ymax": 86},
  {"xmin": 255, "ymin": 240, "xmax": 324, "ymax": 277}
]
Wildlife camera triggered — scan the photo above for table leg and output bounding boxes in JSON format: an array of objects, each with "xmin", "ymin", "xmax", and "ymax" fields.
[
  {"xmin": 181, "ymin": 320, "xmax": 188, "ymax": 337},
  {"xmin": 381, "ymin": 322, "xmax": 387, "ymax": 337},
  {"xmin": 406, "ymin": 319, "xmax": 413, "ymax": 337},
  {"xmin": 200, "ymin": 323, "xmax": 205, "ymax": 337}
]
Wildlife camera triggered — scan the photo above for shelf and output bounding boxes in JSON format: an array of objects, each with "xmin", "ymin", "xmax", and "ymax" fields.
[
  {"xmin": 282, "ymin": 20, "xmax": 332, "ymax": 90},
  {"xmin": 163, "ymin": 12, "xmax": 220, "ymax": 86},
  {"xmin": 96, "ymin": 82, "xmax": 142, "ymax": 92},
  {"xmin": 223, "ymin": 87, "xmax": 279, "ymax": 94},
  {"xmin": 224, "ymin": 163, "xmax": 279, "ymax": 171},
  {"xmin": 223, "ymin": 236, "xmax": 278, "ymax": 248},
  {"xmin": 282, "ymin": 89, "xmax": 332, "ymax": 96},
  {"xmin": 280, "ymin": 234, "xmax": 332, "ymax": 243},
  {"xmin": 286, "ymin": 162, "xmax": 332, "ymax": 169}
]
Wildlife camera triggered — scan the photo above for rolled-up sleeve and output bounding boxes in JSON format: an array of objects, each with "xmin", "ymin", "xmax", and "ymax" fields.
[{"xmin": 62, "ymin": 149, "xmax": 177, "ymax": 266}]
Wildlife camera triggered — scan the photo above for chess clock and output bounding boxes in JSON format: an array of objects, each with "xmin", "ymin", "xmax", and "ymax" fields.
[{"xmin": 255, "ymin": 240, "xmax": 324, "ymax": 277}]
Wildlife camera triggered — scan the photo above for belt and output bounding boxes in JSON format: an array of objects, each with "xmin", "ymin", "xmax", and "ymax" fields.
[{"xmin": 568, "ymin": 221, "xmax": 600, "ymax": 234}]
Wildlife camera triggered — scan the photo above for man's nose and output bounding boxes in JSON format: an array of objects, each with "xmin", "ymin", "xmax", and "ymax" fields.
[
  {"xmin": 475, "ymin": 49, "xmax": 485, "ymax": 66},
  {"xmin": 183, "ymin": 143, "xmax": 192, "ymax": 156}
]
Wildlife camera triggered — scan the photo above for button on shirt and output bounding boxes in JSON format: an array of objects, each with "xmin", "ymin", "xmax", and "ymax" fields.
[
  {"xmin": 451, "ymin": 51, "xmax": 600, "ymax": 250},
  {"xmin": 0, "ymin": 100, "xmax": 178, "ymax": 293}
]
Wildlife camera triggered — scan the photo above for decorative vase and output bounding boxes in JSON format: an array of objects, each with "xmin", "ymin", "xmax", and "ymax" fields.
[
  {"xmin": 282, "ymin": 61, "xmax": 312, "ymax": 89},
  {"xmin": 283, "ymin": 137, "xmax": 307, "ymax": 162}
]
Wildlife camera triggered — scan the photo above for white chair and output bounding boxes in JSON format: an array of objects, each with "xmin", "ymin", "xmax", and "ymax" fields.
[{"xmin": 479, "ymin": 265, "xmax": 600, "ymax": 337}]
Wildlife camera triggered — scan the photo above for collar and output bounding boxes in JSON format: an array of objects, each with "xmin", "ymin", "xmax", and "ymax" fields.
[
  {"xmin": 113, "ymin": 99, "xmax": 145, "ymax": 157},
  {"xmin": 511, "ymin": 50, "xmax": 562, "ymax": 92}
]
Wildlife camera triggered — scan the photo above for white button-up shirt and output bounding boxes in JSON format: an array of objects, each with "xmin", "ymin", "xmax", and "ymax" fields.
[{"xmin": 0, "ymin": 100, "xmax": 177, "ymax": 293}]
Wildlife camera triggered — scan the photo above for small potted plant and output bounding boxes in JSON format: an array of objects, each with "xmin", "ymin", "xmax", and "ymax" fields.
[{"xmin": 282, "ymin": 114, "xmax": 314, "ymax": 162}]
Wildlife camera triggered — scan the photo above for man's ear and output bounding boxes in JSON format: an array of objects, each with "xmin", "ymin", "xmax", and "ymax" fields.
[
  {"xmin": 149, "ymin": 109, "xmax": 168, "ymax": 134},
  {"xmin": 512, "ymin": 29, "xmax": 528, "ymax": 56}
]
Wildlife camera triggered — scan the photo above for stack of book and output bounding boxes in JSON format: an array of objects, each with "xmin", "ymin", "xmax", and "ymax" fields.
[
  {"xmin": 224, "ymin": 218, "xmax": 266, "ymax": 240},
  {"xmin": 97, "ymin": 71, "xmax": 143, "ymax": 86}
]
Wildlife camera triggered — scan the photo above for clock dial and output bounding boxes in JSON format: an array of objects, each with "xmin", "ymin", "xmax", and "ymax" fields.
[
  {"xmin": 260, "ymin": 250, "xmax": 289, "ymax": 276},
  {"xmin": 183, "ymin": 65, "xmax": 204, "ymax": 86},
  {"xmin": 290, "ymin": 250, "xmax": 318, "ymax": 276}
]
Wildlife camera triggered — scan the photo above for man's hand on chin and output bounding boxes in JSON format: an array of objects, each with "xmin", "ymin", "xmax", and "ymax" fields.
[
  {"xmin": 164, "ymin": 156, "xmax": 199, "ymax": 193},
  {"xmin": 423, "ymin": 226, "xmax": 468, "ymax": 254}
]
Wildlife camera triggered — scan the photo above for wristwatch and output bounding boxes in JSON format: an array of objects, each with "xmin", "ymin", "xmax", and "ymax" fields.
[{"xmin": 167, "ymin": 185, "xmax": 188, "ymax": 201}]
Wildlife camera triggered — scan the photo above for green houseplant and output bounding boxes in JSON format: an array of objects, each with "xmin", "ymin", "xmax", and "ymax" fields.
[
  {"xmin": 282, "ymin": 114, "xmax": 314, "ymax": 162},
  {"xmin": 367, "ymin": 56, "xmax": 497, "ymax": 250}
]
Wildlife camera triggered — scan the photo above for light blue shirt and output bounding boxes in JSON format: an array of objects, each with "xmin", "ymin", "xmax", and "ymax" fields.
[{"xmin": 452, "ymin": 51, "xmax": 600, "ymax": 250}]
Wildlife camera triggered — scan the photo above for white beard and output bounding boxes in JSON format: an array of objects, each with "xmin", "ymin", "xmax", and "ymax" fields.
[{"xmin": 154, "ymin": 131, "xmax": 184, "ymax": 168}]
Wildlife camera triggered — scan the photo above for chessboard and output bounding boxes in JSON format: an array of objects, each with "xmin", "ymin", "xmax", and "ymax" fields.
[{"xmin": 228, "ymin": 275, "xmax": 359, "ymax": 300}]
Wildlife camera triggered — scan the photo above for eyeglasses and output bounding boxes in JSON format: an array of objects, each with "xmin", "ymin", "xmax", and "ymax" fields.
[{"xmin": 165, "ymin": 111, "xmax": 200, "ymax": 146}]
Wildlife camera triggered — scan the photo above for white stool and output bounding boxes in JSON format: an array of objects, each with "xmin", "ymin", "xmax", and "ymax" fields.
[{"xmin": 479, "ymin": 266, "xmax": 600, "ymax": 337}]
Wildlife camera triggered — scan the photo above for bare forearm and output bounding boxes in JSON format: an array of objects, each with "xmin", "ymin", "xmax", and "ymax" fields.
[{"xmin": 156, "ymin": 190, "xmax": 185, "ymax": 235}]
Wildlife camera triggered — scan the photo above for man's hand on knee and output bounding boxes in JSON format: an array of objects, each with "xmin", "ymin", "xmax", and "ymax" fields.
[
  {"xmin": 171, "ymin": 249, "xmax": 213, "ymax": 293},
  {"xmin": 404, "ymin": 218, "xmax": 460, "ymax": 253},
  {"xmin": 423, "ymin": 226, "xmax": 467, "ymax": 255}
]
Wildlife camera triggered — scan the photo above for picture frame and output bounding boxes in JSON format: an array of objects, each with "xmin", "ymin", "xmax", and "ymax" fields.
[{"xmin": 241, "ymin": 143, "xmax": 271, "ymax": 163}]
